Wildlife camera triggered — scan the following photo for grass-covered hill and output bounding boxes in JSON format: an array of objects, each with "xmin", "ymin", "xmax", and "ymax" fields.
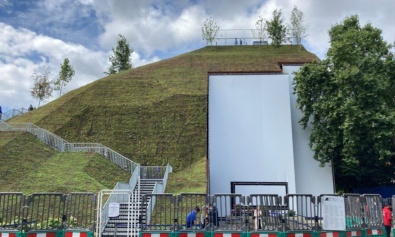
[
  {"xmin": 9, "ymin": 45, "xmax": 318, "ymax": 172},
  {"xmin": 0, "ymin": 131, "xmax": 131, "ymax": 194}
]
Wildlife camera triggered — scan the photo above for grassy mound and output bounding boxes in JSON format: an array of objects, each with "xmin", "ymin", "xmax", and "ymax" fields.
[
  {"xmin": 7, "ymin": 45, "xmax": 318, "ymax": 193},
  {"xmin": 0, "ymin": 132, "xmax": 130, "ymax": 194}
]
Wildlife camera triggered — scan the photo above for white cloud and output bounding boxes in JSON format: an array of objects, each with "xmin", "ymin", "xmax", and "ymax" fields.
[{"xmin": 0, "ymin": 23, "xmax": 107, "ymax": 110}]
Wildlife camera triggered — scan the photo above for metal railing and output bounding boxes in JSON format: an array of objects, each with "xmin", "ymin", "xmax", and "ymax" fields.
[
  {"xmin": 214, "ymin": 29, "xmax": 299, "ymax": 46},
  {"xmin": 162, "ymin": 164, "xmax": 173, "ymax": 191},
  {"xmin": 141, "ymin": 166, "xmax": 166, "ymax": 180},
  {"xmin": 140, "ymin": 193, "xmax": 384, "ymax": 232},
  {"xmin": 1, "ymin": 192, "xmax": 387, "ymax": 236},
  {"xmin": 0, "ymin": 192, "xmax": 96, "ymax": 231},
  {"xmin": 0, "ymin": 121, "xmax": 139, "ymax": 174},
  {"xmin": 0, "ymin": 108, "xmax": 28, "ymax": 121},
  {"xmin": 0, "ymin": 121, "xmax": 170, "ymax": 183}
]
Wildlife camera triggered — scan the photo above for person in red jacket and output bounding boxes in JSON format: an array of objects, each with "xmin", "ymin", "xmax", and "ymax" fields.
[{"xmin": 383, "ymin": 202, "xmax": 392, "ymax": 237}]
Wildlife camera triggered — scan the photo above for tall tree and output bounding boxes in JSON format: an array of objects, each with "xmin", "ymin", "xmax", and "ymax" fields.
[
  {"xmin": 294, "ymin": 15, "xmax": 395, "ymax": 192},
  {"xmin": 288, "ymin": 5, "xmax": 308, "ymax": 47},
  {"xmin": 266, "ymin": 9, "xmax": 287, "ymax": 48},
  {"xmin": 31, "ymin": 67, "xmax": 53, "ymax": 107},
  {"xmin": 201, "ymin": 17, "xmax": 220, "ymax": 48},
  {"xmin": 54, "ymin": 58, "xmax": 75, "ymax": 96},
  {"xmin": 106, "ymin": 34, "xmax": 133, "ymax": 75},
  {"xmin": 252, "ymin": 16, "xmax": 267, "ymax": 43}
]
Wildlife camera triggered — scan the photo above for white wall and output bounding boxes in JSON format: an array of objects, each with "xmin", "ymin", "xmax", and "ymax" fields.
[
  {"xmin": 208, "ymin": 74, "xmax": 297, "ymax": 195},
  {"xmin": 208, "ymin": 69, "xmax": 334, "ymax": 196},
  {"xmin": 284, "ymin": 66, "xmax": 334, "ymax": 195}
]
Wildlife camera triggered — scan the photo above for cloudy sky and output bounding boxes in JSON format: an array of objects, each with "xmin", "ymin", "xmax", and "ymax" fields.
[{"xmin": 1, "ymin": 0, "xmax": 395, "ymax": 113}]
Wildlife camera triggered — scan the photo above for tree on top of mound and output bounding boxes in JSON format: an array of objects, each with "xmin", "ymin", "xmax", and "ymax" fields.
[{"xmin": 106, "ymin": 34, "xmax": 133, "ymax": 75}]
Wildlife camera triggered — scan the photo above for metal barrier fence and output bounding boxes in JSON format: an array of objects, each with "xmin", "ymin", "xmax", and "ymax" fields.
[
  {"xmin": 0, "ymin": 192, "xmax": 96, "ymax": 231},
  {"xmin": 247, "ymin": 194, "xmax": 283, "ymax": 231},
  {"xmin": 0, "ymin": 108, "xmax": 28, "ymax": 121},
  {"xmin": 213, "ymin": 29, "xmax": 299, "ymax": 46},
  {"xmin": 140, "ymin": 193, "xmax": 385, "ymax": 233},
  {"xmin": 1, "ymin": 192, "xmax": 388, "ymax": 237},
  {"xmin": 141, "ymin": 166, "xmax": 166, "ymax": 180},
  {"xmin": 65, "ymin": 193, "xmax": 96, "ymax": 230},
  {"xmin": 0, "ymin": 192, "xmax": 26, "ymax": 230}
]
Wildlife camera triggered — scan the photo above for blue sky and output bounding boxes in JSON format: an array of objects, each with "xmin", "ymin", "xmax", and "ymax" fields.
[{"xmin": 1, "ymin": 0, "xmax": 395, "ymax": 113}]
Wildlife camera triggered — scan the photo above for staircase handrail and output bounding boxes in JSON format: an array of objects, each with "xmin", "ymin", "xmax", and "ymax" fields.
[
  {"xmin": 4, "ymin": 122, "xmax": 68, "ymax": 151},
  {"xmin": 0, "ymin": 121, "xmax": 139, "ymax": 174},
  {"xmin": 0, "ymin": 120, "xmax": 13, "ymax": 131},
  {"xmin": 144, "ymin": 164, "xmax": 172, "ymax": 224},
  {"xmin": 129, "ymin": 164, "xmax": 141, "ymax": 190},
  {"xmin": 162, "ymin": 164, "xmax": 173, "ymax": 191},
  {"xmin": 145, "ymin": 182, "xmax": 161, "ymax": 225}
]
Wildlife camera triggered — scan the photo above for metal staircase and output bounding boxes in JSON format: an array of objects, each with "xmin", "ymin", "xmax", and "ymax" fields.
[{"xmin": 101, "ymin": 179, "xmax": 158, "ymax": 237}]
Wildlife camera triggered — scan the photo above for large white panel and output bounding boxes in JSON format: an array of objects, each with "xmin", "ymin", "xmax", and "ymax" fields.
[
  {"xmin": 208, "ymin": 75, "xmax": 296, "ymax": 195},
  {"xmin": 283, "ymin": 65, "xmax": 334, "ymax": 195}
]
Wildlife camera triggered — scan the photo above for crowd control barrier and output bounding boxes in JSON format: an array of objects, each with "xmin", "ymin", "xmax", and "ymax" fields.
[
  {"xmin": 1, "ymin": 192, "xmax": 388, "ymax": 237},
  {"xmin": 0, "ymin": 192, "xmax": 95, "ymax": 237},
  {"xmin": 140, "ymin": 193, "xmax": 386, "ymax": 237}
]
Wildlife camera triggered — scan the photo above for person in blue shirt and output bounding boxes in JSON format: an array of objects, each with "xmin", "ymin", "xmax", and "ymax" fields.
[{"xmin": 186, "ymin": 206, "xmax": 200, "ymax": 228}]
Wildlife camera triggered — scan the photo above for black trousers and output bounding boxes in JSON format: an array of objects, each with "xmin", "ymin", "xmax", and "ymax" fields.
[{"xmin": 385, "ymin": 225, "xmax": 391, "ymax": 237}]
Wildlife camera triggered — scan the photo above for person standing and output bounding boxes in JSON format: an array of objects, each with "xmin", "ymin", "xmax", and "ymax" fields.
[
  {"xmin": 200, "ymin": 205, "xmax": 208, "ymax": 229},
  {"xmin": 0, "ymin": 105, "xmax": 2, "ymax": 120},
  {"xmin": 383, "ymin": 202, "xmax": 392, "ymax": 237},
  {"xmin": 254, "ymin": 206, "xmax": 262, "ymax": 230}
]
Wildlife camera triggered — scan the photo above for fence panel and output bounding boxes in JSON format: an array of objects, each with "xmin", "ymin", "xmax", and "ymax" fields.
[
  {"xmin": 0, "ymin": 193, "xmax": 26, "ymax": 230},
  {"xmin": 25, "ymin": 193, "xmax": 65, "ymax": 230},
  {"xmin": 64, "ymin": 193, "xmax": 96, "ymax": 230},
  {"xmin": 177, "ymin": 193, "xmax": 209, "ymax": 231},
  {"xmin": 211, "ymin": 194, "xmax": 246, "ymax": 231},
  {"xmin": 285, "ymin": 194, "xmax": 316, "ymax": 231},
  {"xmin": 248, "ymin": 194, "xmax": 283, "ymax": 231},
  {"xmin": 363, "ymin": 195, "xmax": 382, "ymax": 228},
  {"xmin": 344, "ymin": 194, "xmax": 365, "ymax": 229},
  {"xmin": 141, "ymin": 194, "xmax": 176, "ymax": 231}
]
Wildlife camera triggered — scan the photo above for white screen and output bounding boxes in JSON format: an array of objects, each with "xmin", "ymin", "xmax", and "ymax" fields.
[{"xmin": 208, "ymin": 74, "xmax": 296, "ymax": 195}]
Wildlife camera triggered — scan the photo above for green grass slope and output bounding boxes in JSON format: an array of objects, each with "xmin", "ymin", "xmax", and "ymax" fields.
[
  {"xmin": 9, "ymin": 45, "xmax": 318, "ymax": 177},
  {"xmin": 0, "ymin": 132, "xmax": 130, "ymax": 194}
]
